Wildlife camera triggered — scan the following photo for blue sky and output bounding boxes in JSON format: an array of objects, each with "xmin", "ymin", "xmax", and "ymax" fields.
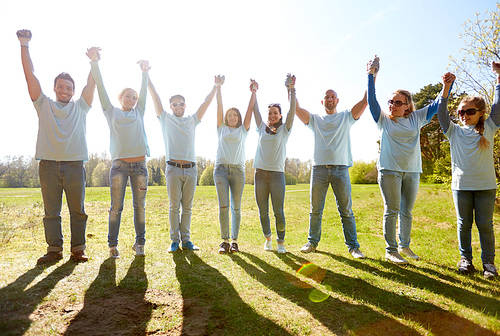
[{"xmin": 1, "ymin": 0, "xmax": 497, "ymax": 162}]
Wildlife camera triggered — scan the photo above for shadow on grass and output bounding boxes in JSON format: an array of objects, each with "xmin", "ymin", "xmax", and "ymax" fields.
[
  {"xmin": 64, "ymin": 256, "xmax": 151, "ymax": 335},
  {"xmin": 318, "ymin": 251, "xmax": 500, "ymax": 317},
  {"xmin": 173, "ymin": 251, "xmax": 291, "ymax": 336},
  {"xmin": 232, "ymin": 252, "xmax": 419, "ymax": 335},
  {"xmin": 0, "ymin": 261, "xmax": 76, "ymax": 335}
]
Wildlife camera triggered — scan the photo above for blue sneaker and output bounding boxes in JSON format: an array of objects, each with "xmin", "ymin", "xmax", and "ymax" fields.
[
  {"xmin": 182, "ymin": 241, "xmax": 200, "ymax": 251},
  {"xmin": 168, "ymin": 241, "xmax": 180, "ymax": 253}
]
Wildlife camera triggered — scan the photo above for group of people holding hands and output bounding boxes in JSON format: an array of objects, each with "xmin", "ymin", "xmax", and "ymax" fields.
[{"xmin": 16, "ymin": 29, "xmax": 499, "ymax": 279}]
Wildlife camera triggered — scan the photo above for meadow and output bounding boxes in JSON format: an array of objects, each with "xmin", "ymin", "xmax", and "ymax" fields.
[{"xmin": 0, "ymin": 184, "xmax": 498, "ymax": 335}]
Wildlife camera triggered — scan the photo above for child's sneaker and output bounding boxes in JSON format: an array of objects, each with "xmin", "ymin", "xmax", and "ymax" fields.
[
  {"xmin": 132, "ymin": 244, "xmax": 145, "ymax": 256},
  {"xmin": 109, "ymin": 247, "xmax": 120, "ymax": 259}
]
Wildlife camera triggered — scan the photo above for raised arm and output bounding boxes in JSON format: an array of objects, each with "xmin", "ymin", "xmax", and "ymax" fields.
[
  {"xmin": 285, "ymin": 74, "xmax": 296, "ymax": 131},
  {"xmin": 424, "ymin": 72, "xmax": 455, "ymax": 122},
  {"xmin": 251, "ymin": 80, "xmax": 263, "ymax": 127},
  {"xmin": 215, "ymin": 75, "xmax": 225, "ymax": 127},
  {"xmin": 147, "ymin": 74, "xmax": 164, "ymax": 117},
  {"xmin": 17, "ymin": 30, "xmax": 41, "ymax": 101},
  {"xmin": 88, "ymin": 47, "xmax": 112, "ymax": 110},
  {"xmin": 295, "ymin": 98, "xmax": 311, "ymax": 124},
  {"xmin": 437, "ymin": 72, "xmax": 456, "ymax": 133},
  {"xmin": 490, "ymin": 61, "xmax": 500, "ymax": 126},
  {"xmin": 136, "ymin": 60, "xmax": 150, "ymax": 113},
  {"xmin": 196, "ymin": 78, "xmax": 219, "ymax": 121},
  {"xmin": 243, "ymin": 81, "xmax": 257, "ymax": 130},
  {"xmin": 351, "ymin": 91, "xmax": 368, "ymax": 120},
  {"xmin": 81, "ymin": 70, "xmax": 96, "ymax": 107},
  {"xmin": 367, "ymin": 55, "xmax": 381, "ymax": 122}
]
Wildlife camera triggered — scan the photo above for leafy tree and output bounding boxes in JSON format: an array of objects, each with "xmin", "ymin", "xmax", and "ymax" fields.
[
  {"xmin": 245, "ymin": 159, "xmax": 255, "ymax": 185},
  {"xmin": 199, "ymin": 165, "xmax": 214, "ymax": 186},
  {"xmin": 350, "ymin": 161, "xmax": 377, "ymax": 184},
  {"xmin": 284, "ymin": 172, "xmax": 297, "ymax": 185},
  {"xmin": 91, "ymin": 161, "xmax": 111, "ymax": 187}
]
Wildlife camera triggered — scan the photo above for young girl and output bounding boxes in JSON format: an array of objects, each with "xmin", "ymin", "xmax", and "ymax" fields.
[
  {"xmin": 437, "ymin": 63, "xmax": 499, "ymax": 279},
  {"xmin": 253, "ymin": 75, "xmax": 296, "ymax": 253},
  {"xmin": 88, "ymin": 48, "xmax": 150, "ymax": 258},
  {"xmin": 214, "ymin": 77, "xmax": 255, "ymax": 254},
  {"xmin": 367, "ymin": 56, "xmax": 453, "ymax": 264}
]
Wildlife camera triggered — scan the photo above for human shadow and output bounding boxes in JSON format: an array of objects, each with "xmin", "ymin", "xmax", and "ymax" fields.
[
  {"xmin": 173, "ymin": 251, "xmax": 291, "ymax": 336},
  {"xmin": 0, "ymin": 261, "xmax": 76, "ymax": 335},
  {"xmin": 64, "ymin": 256, "xmax": 151, "ymax": 336},
  {"xmin": 318, "ymin": 251, "xmax": 500, "ymax": 317},
  {"xmin": 231, "ymin": 252, "xmax": 419, "ymax": 335}
]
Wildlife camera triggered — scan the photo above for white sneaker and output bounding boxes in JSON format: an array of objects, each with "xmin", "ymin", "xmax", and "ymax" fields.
[
  {"xmin": 300, "ymin": 242, "xmax": 316, "ymax": 253},
  {"xmin": 264, "ymin": 239, "xmax": 273, "ymax": 251},
  {"xmin": 109, "ymin": 246, "xmax": 120, "ymax": 259},
  {"xmin": 132, "ymin": 244, "xmax": 145, "ymax": 256},
  {"xmin": 277, "ymin": 243, "xmax": 287, "ymax": 254},
  {"xmin": 349, "ymin": 248, "xmax": 366, "ymax": 259},
  {"xmin": 385, "ymin": 251, "xmax": 408, "ymax": 265},
  {"xmin": 398, "ymin": 247, "xmax": 420, "ymax": 260}
]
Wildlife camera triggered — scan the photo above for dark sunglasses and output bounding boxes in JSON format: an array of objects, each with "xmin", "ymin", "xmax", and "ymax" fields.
[
  {"xmin": 268, "ymin": 103, "xmax": 281, "ymax": 108},
  {"xmin": 387, "ymin": 99, "xmax": 407, "ymax": 107},
  {"xmin": 171, "ymin": 102, "xmax": 185, "ymax": 107},
  {"xmin": 458, "ymin": 108, "xmax": 478, "ymax": 116}
]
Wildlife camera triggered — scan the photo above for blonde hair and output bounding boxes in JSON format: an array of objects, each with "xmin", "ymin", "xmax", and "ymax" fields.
[
  {"xmin": 389, "ymin": 89, "xmax": 415, "ymax": 121},
  {"xmin": 224, "ymin": 107, "xmax": 242, "ymax": 127},
  {"xmin": 118, "ymin": 88, "xmax": 137, "ymax": 101},
  {"xmin": 459, "ymin": 96, "xmax": 489, "ymax": 150}
]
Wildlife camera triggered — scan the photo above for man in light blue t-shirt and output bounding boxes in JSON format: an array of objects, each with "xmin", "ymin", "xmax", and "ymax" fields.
[
  {"xmin": 17, "ymin": 30, "xmax": 96, "ymax": 265},
  {"xmin": 148, "ymin": 74, "xmax": 220, "ymax": 252},
  {"xmin": 296, "ymin": 89, "xmax": 368, "ymax": 258}
]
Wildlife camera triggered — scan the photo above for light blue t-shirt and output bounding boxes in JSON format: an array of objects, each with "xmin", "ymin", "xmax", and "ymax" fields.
[
  {"xmin": 377, "ymin": 107, "xmax": 429, "ymax": 173},
  {"xmin": 158, "ymin": 112, "xmax": 200, "ymax": 162},
  {"xmin": 215, "ymin": 125, "xmax": 248, "ymax": 167},
  {"xmin": 308, "ymin": 111, "xmax": 356, "ymax": 166},
  {"xmin": 91, "ymin": 62, "xmax": 150, "ymax": 160},
  {"xmin": 446, "ymin": 118, "xmax": 498, "ymax": 190},
  {"xmin": 33, "ymin": 93, "xmax": 90, "ymax": 161},
  {"xmin": 253, "ymin": 123, "xmax": 291, "ymax": 172}
]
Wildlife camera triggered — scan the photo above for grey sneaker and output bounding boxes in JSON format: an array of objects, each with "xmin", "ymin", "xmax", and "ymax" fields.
[
  {"xmin": 277, "ymin": 242, "xmax": 287, "ymax": 254},
  {"xmin": 349, "ymin": 248, "xmax": 366, "ymax": 259},
  {"xmin": 457, "ymin": 257, "xmax": 475, "ymax": 274},
  {"xmin": 385, "ymin": 251, "xmax": 408, "ymax": 265},
  {"xmin": 264, "ymin": 239, "xmax": 273, "ymax": 251},
  {"xmin": 300, "ymin": 242, "xmax": 316, "ymax": 253},
  {"xmin": 398, "ymin": 247, "xmax": 420, "ymax": 260},
  {"xmin": 109, "ymin": 246, "xmax": 120, "ymax": 259},
  {"xmin": 483, "ymin": 263, "xmax": 497, "ymax": 279},
  {"xmin": 132, "ymin": 244, "xmax": 145, "ymax": 256}
]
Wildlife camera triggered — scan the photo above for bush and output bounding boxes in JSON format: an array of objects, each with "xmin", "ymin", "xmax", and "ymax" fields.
[
  {"xmin": 199, "ymin": 165, "xmax": 214, "ymax": 186},
  {"xmin": 285, "ymin": 173, "xmax": 297, "ymax": 185},
  {"xmin": 350, "ymin": 161, "xmax": 377, "ymax": 184}
]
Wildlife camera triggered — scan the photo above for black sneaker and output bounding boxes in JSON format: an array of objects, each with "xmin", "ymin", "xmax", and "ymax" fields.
[
  {"xmin": 457, "ymin": 257, "xmax": 475, "ymax": 274},
  {"xmin": 230, "ymin": 242, "xmax": 239, "ymax": 253},
  {"xmin": 218, "ymin": 242, "xmax": 230, "ymax": 254}
]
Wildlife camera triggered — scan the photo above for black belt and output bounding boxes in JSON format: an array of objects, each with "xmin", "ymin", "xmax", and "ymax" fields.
[{"xmin": 167, "ymin": 161, "xmax": 196, "ymax": 168}]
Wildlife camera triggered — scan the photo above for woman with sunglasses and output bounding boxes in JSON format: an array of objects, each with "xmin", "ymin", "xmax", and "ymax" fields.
[
  {"xmin": 366, "ymin": 56, "xmax": 452, "ymax": 264},
  {"xmin": 253, "ymin": 74, "xmax": 296, "ymax": 253},
  {"xmin": 87, "ymin": 47, "xmax": 150, "ymax": 258},
  {"xmin": 437, "ymin": 63, "xmax": 500, "ymax": 279},
  {"xmin": 214, "ymin": 77, "xmax": 256, "ymax": 254}
]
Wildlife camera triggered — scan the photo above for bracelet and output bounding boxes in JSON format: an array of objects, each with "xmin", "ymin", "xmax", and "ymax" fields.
[{"xmin": 20, "ymin": 43, "xmax": 29, "ymax": 47}]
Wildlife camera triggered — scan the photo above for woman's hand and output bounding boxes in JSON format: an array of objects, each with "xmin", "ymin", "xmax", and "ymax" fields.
[
  {"xmin": 138, "ymin": 60, "xmax": 151, "ymax": 72},
  {"xmin": 215, "ymin": 75, "xmax": 225, "ymax": 87},
  {"xmin": 285, "ymin": 73, "xmax": 296, "ymax": 89},
  {"xmin": 16, "ymin": 29, "xmax": 32, "ymax": 46},
  {"xmin": 86, "ymin": 47, "xmax": 101, "ymax": 61},
  {"xmin": 250, "ymin": 79, "xmax": 259, "ymax": 92},
  {"xmin": 442, "ymin": 72, "xmax": 456, "ymax": 85},
  {"xmin": 367, "ymin": 55, "xmax": 380, "ymax": 76}
]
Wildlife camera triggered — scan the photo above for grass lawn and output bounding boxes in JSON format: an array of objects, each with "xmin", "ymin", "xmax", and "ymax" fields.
[{"xmin": 0, "ymin": 184, "xmax": 498, "ymax": 335}]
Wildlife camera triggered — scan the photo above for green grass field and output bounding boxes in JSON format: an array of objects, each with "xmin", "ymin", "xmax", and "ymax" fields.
[{"xmin": 0, "ymin": 184, "xmax": 498, "ymax": 335}]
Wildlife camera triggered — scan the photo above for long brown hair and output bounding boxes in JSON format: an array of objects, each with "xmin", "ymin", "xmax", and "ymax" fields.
[
  {"xmin": 224, "ymin": 107, "xmax": 242, "ymax": 128},
  {"xmin": 389, "ymin": 89, "xmax": 415, "ymax": 121},
  {"xmin": 459, "ymin": 96, "xmax": 489, "ymax": 149}
]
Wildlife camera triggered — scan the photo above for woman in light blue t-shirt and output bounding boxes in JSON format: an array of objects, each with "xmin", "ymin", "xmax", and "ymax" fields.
[
  {"xmin": 253, "ymin": 75, "xmax": 296, "ymax": 254},
  {"xmin": 214, "ymin": 77, "xmax": 255, "ymax": 254},
  {"xmin": 87, "ymin": 47, "xmax": 150, "ymax": 259},
  {"xmin": 437, "ymin": 63, "xmax": 500, "ymax": 279},
  {"xmin": 366, "ymin": 56, "xmax": 452, "ymax": 265}
]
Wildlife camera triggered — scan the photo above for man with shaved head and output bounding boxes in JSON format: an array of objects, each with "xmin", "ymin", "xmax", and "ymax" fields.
[{"xmin": 296, "ymin": 87, "xmax": 367, "ymax": 258}]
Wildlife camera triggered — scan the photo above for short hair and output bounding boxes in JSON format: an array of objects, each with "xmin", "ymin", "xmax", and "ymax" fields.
[
  {"xmin": 393, "ymin": 89, "xmax": 415, "ymax": 117},
  {"xmin": 53, "ymin": 72, "xmax": 75, "ymax": 90},
  {"xmin": 169, "ymin": 95, "xmax": 185, "ymax": 103},
  {"xmin": 224, "ymin": 108, "xmax": 242, "ymax": 127},
  {"xmin": 118, "ymin": 88, "xmax": 137, "ymax": 101}
]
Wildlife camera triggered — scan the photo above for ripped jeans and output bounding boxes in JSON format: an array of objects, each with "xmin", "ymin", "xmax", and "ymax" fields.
[{"xmin": 108, "ymin": 159, "xmax": 148, "ymax": 247}]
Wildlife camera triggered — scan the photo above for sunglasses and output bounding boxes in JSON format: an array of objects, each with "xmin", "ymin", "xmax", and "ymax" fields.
[
  {"xmin": 268, "ymin": 103, "xmax": 281, "ymax": 108},
  {"xmin": 387, "ymin": 99, "xmax": 407, "ymax": 107},
  {"xmin": 458, "ymin": 108, "xmax": 478, "ymax": 116},
  {"xmin": 171, "ymin": 102, "xmax": 185, "ymax": 107}
]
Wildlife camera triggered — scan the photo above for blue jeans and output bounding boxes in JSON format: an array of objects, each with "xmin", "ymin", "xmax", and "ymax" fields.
[
  {"xmin": 254, "ymin": 169, "xmax": 286, "ymax": 242},
  {"xmin": 214, "ymin": 164, "xmax": 245, "ymax": 240},
  {"xmin": 38, "ymin": 160, "xmax": 87, "ymax": 253},
  {"xmin": 108, "ymin": 159, "xmax": 148, "ymax": 247},
  {"xmin": 378, "ymin": 169, "xmax": 420, "ymax": 253},
  {"xmin": 166, "ymin": 165, "xmax": 197, "ymax": 243},
  {"xmin": 308, "ymin": 165, "xmax": 359, "ymax": 249},
  {"xmin": 452, "ymin": 189, "xmax": 496, "ymax": 264}
]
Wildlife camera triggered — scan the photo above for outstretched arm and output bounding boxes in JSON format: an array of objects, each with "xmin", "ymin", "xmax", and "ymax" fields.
[
  {"xmin": 251, "ymin": 80, "xmax": 263, "ymax": 127},
  {"xmin": 17, "ymin": 30, "xmax": 41, "ymax": 101},
  {"xmin": 136, "ymin": 60, "xmax": 150, "ymax": 113},
  {"xmin": 81, "ymin": 70, "xmax": 96, "ymax": 107},
  {"xmin": 295, "ymin": 98, "xmax": 310, "ymax": 124},
  {"xmin": 424, "ymin": 72, "xmax": 455, "ymax": 122},
  {"xmin": 285, "ymin": 74, "xmax": 296, "ymax": 131},
  {"xmin": 243, "ymin": 82, "xmax": 257, "ymax": 130},
  {"xmin": 196, "ymin": 79, "xmax": 218, "ymax": 121},
  {"xmin": 351, "ymin": 91, "xmax": 368, "ymax": 120},
  {"xmin": 490, "ymin": 61, "xmax": 500, "ymax": 126},
  {"xmin": 215, "ymin": 75, "xmax": 225, "ymax": 127},
  {"xmin": 88, "ymin": 47, "xmax": 112, "ymax": 110},
  {"xmin": 147, "ymin": 74, "xmax": 164, "ymax": 117},
  {"xmin": 437, "ymin": 72, "xmax": 455, "ymax": 133},
  {"xmin": 366, "ymin": 55, "xmax": 381, "ymax": 122}
]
